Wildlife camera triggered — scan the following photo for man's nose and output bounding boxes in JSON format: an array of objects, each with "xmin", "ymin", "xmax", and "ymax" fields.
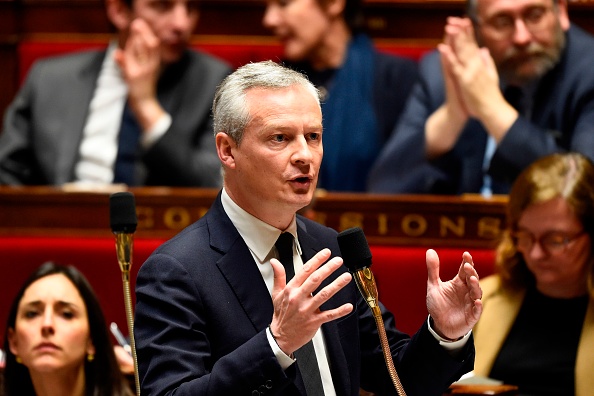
[
  {"xmin": 292, "ymin": 136, "xmax": 313, "ymax": 164},
  {"xmin": 512, "ymin": 18, "xmax": 532, "ymax": 46}
]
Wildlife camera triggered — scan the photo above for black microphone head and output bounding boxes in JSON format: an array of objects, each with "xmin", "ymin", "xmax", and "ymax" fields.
[
  {"xmin": 337, "ymin": 227, "xmax": 372, "ymax": 272},
  {"xmin": 109, "ymin": 192, "xmax": 138, "ymax": 233}
]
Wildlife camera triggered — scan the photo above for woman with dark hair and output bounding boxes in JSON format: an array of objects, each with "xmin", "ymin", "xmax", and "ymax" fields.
[
  {"xmin": 473, "ymin": 152, "xmax": 594, "ymax": 396},
  {"xmin": 263, "ymin": 0, "xmax": 418, "ymax": 192},
  {"xmin": 2, "ymin": 262, "xmax": 132, "ymax": 396}
]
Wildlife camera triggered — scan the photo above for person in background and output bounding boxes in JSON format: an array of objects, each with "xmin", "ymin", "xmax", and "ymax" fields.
[
  {"xmin": 368, "ymin": 0, "xmax": 594, "ymax": 196},
  {"xmin": 263, "ymin": 0, "xmax": 418, "ymax": 192},
  {"xmin": 2, "ymin": 262, "xmax": 133, "ymax": 396},
  {"xmin": 473, "ymin": 152, "xmax": 594, "ymax": 396},
  {"xmin": 0, "ymin": 0, "xmax": 231, "ymax": 187},
  {"xmin": 134, "ymin": 60, "xmax": 483, "ymax": 396}
]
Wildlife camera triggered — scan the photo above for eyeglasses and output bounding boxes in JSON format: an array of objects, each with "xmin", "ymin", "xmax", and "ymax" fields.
[
  {"xmin": 476, "ymin": 5, "xmax": 554, "ymax": 40},
  {"xmin": 513, "ymin": 229, "xmax": 586, "ymax": 255}
]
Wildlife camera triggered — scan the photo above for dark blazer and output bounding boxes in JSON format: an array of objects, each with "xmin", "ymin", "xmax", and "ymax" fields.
[
  {"xmin": 367, "ymin": 26, "xmax": 594, "ymax": 195},
  {"xmin": 0, "ymin": 48, "xmax": 231, "ymax": 186},
  {"xmin": 134, "ymin": 192, "xmax": 474, "ymax": 396}
]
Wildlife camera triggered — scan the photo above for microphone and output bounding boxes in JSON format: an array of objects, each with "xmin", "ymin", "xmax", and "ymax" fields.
[
  {"xmin": 109, "ymin": 192, "xmax": 140, "ymax": 396},
  {"xmin": 337, "ymin": 227, "xmax": 407, "ymax": 396},
  {"xmin": 337, "ymin": 227, "xmax": 380, "ymax": 317}
]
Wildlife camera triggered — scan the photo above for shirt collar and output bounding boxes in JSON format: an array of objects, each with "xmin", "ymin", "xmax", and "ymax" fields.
[{"xmin": 221, "ymin": 188, "xmax": 302, "ymax": 264}]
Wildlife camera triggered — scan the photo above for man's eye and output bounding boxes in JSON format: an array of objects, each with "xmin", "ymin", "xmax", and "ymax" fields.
[
  {"xmin": 308, "ymin": 132, "xmax": 320, "ymax": 141},
  {"xmin": 273, "ymin": 134, "xmax": 286, "ymax": 142},
  {"xmin": 491, "ymin": 15, "xmax": 514, "ymax": 29}
]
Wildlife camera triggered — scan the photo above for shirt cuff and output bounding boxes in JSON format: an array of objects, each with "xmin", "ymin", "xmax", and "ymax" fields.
[
  {"xmin": 140, "ymin": 112, "xmax": 171, "ymax": 149},
  {"xmin": 427, "ymin": 316, "xmax": 472, "ymax": 352},
  {"xmin": 266, "ymin": 326, "xmax": 295, "ymax": 370}
]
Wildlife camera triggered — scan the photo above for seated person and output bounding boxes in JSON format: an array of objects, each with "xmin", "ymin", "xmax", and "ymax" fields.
[
  {"xmin": 263, "ymin": 0, "xmax": 418, "ymax": 192},
  {"xmin": 368, "ymin": 0, "xmax": 594, "ymax": 195},
  {"xmin": 473, "ymin": 152, "xmax": 594, "ymax": 395},
  {"xmin": 0, "ymin": 0, "xmax": 231, "ymax": 187},
  {"xmin": 2, "ymin": 262, "xmax": 133, "ymax": 396}
]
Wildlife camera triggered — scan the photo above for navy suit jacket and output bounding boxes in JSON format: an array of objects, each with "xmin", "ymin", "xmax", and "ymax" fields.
[
  {"xmin": 368, "ymin": 26, "xmax": 594, "ymax": 195},
  {"xmin": 134, "ymin": 192, "xmax": 474, "ymax": 396},
  {"xmin": 0, "ymin": 48, "xmax": 231, "ymax": 186}
]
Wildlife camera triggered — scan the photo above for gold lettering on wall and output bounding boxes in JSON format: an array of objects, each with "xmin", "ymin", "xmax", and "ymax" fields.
[
  {"xmin": 339, "ymin": 212, "xmax": 364, "ymax": 231},
  {"xmin": 136, "ymin": 206, "xmax": 154, "ymax": 230},
  {"xmin": 440, "ymin": 216, "xmax": 464, "ymax": 237},
  {"xmin": 378, "ymin": 214, "xmax": 388, "ymax": 235},
  {"xmin": 164, "ymin": 207, "xmax": 192, "ymax": 230},
  {"xmin": 478, "ymin": 217, "xmax": 503, "ymax": 240},
  {"xmin": 401, "ymin": 214, "xmax": 427, "ymax": 237}
]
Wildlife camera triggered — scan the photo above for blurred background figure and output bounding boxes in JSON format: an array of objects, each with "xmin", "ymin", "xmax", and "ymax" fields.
[
  {"xmin": 2, "ymin": 262, "xmax": 133, "ymax": 396},
  {"xmin": 263, "ymin": 0, "xmax": 418, "ymax": 192},
  {"xmin": 473, "ymin": 152, "xmax": 594, "ymax": 396},
  {"xmin": 369, "ymin": 0, "xmax": 594, "ymax": 195},
  {"xmin": 0, "ymin": 0, "xmax": 231, "ymax": 188}
]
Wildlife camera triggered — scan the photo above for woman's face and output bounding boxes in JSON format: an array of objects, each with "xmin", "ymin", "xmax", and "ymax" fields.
[
  {"xmin": 516, "ymin": 197, "xmax": 591, "ymax": 298},
  {"xmin": 263, "ymin": 0, "xmax": 336, "ymax": 62},
  {"xmin": 8, "ymin": 274, "xmax": 95, "ymax": 374}
]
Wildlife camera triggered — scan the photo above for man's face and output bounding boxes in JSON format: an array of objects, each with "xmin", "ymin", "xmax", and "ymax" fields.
[
  {"xmin": 222, "ymin": 85, "xmax": 323, "ymax": 225},
  {"xmin": 263, "ymin": 0, "xmax": 334, "ymax": 62},
  {"xmin": 131, "ymin": 0, "xmax": 199, "ymax": 64},
  {"xmin": 475, "ymin": 0, "xmax": 570, "ymax": 84}
]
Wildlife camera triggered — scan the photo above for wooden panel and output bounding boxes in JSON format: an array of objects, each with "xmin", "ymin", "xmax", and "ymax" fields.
[{"xmin": 0, "ymin": 186, "xmax": 508, "ymax": 248}]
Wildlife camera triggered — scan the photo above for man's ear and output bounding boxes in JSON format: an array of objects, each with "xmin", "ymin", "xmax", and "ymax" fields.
[
  {"xmin": 216, "ymin": 132, "xmax": 237, "ymax": 169},
  {"xmin": 105, "ymin": 0, "xmax": 133, "ymax": 31}
]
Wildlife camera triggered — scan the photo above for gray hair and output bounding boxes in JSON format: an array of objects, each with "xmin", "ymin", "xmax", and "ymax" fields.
[{"xmin": 212, "ymin": 60, "xmax": 320, "ymax": 145}]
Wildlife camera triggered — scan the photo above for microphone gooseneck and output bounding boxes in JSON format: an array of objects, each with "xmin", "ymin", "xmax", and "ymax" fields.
[
  {"xmin": 109, "ymin": 192, "xmax": 140, "ymax": 396},
  {"xmin": 337, "ymin": 227, "xmax": 407, "ymax": 396}
]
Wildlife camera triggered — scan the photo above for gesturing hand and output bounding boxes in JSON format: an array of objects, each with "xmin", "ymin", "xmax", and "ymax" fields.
[
  {"xmin": 269, "ymin": 248, "xmax": 353, "ymax": 356},
  {"xmin": 426, "ymin": 249, "xmax": 483, "ymax": 340}
]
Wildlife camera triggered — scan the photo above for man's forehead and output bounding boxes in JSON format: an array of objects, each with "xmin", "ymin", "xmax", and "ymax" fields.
[{"xmin": 478, "ymin": 0, "xmax": 554, "ymax": 13}]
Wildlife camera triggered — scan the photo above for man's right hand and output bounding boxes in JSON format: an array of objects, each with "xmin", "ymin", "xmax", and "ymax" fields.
[{"xmin": 269, "ymin": 248, "xmax": 353, "ymax": 356}]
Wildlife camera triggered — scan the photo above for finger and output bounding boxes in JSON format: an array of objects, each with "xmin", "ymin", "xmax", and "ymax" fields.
[
  {"xmin": 317, "ymin": 302, "xmax": 354, "ymax": 325},
  {"xmin": 309, "ymin": 269, "xmax": 352, "ymax": 309},
  {"xmin": 426, "ymin": 249, "xmax": 441, "ymax": 287},
  {"xmin": 293, "ymin": 248, "xmax": 332, "ymax": 286},
  {"xmin": 299, "ymin": 256, "xmax": 347, "ymax": 299},
  {"xmin": 457, "ymin": 251, "xmax": 474, "ymax": 278},
  {"xmin": 270, "ymin": 258, "xmax": 287, "ymax": 300}
]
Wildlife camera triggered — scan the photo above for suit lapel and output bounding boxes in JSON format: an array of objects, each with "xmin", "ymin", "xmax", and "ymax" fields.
[{"xmin": 208, "ymin": 195, "xmax": 274, "ymax": 332}]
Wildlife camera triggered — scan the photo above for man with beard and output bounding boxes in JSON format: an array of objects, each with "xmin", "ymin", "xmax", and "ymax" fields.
[{"xmin": 367, "ymin": 0, "xmax": 594, "ymax": 195}]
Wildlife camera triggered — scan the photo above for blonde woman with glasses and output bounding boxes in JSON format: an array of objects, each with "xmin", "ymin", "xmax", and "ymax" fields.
[{"xmin": 473, "ymin": 152, "xmax": 594, "ymax": 396}]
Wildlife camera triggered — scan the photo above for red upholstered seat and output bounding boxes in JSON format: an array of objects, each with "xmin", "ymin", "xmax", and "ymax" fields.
[{"xmin": 0, "ymin": 236, "xmax": 494, "ymax": 341}]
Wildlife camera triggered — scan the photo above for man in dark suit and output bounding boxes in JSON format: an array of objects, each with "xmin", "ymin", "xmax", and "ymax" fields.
[
  {"xmin": 0, "ymin": 0, "xmax": 231, "ymax": 187},
  {"xmin": 134, "ymin": 61, "xmax": 484, "ymax": 396},
  {"xmin": 368, "ymin": 0, "xmax": 594, "ymax": 195}
]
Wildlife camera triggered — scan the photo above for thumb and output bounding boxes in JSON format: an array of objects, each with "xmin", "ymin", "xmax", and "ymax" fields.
[
  {"xmin": 426, "ymin": 249, "xmax": 441, "ymax": 287},
  {"xmin": 270, "ymin": 258, "xmax": 287, "ymax": 300}
]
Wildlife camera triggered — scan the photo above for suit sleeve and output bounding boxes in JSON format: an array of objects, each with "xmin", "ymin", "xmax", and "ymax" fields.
[
  {"xmin": 139, "ymin": 56, "xmax": 232, "ymax": 187},
  {"xmin": 134, "ymin": 252, "xmax": 295, "ymax": 396},
  {"xmin": 0, "ymin": 62, "xmax": 43, "ymax": 185},
  {"xmin": 367, "ymin": 51, "xmax": 450, "ymax": 194}
]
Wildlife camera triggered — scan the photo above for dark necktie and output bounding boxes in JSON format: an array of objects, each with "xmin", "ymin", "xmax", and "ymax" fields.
[
  {"xmin": 275, "ymin": 233, "xmax": 325, "ymax": 396},
  {"xmin": 113, "ymin": 102, "xmax": 141, "ymax": 185}
]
